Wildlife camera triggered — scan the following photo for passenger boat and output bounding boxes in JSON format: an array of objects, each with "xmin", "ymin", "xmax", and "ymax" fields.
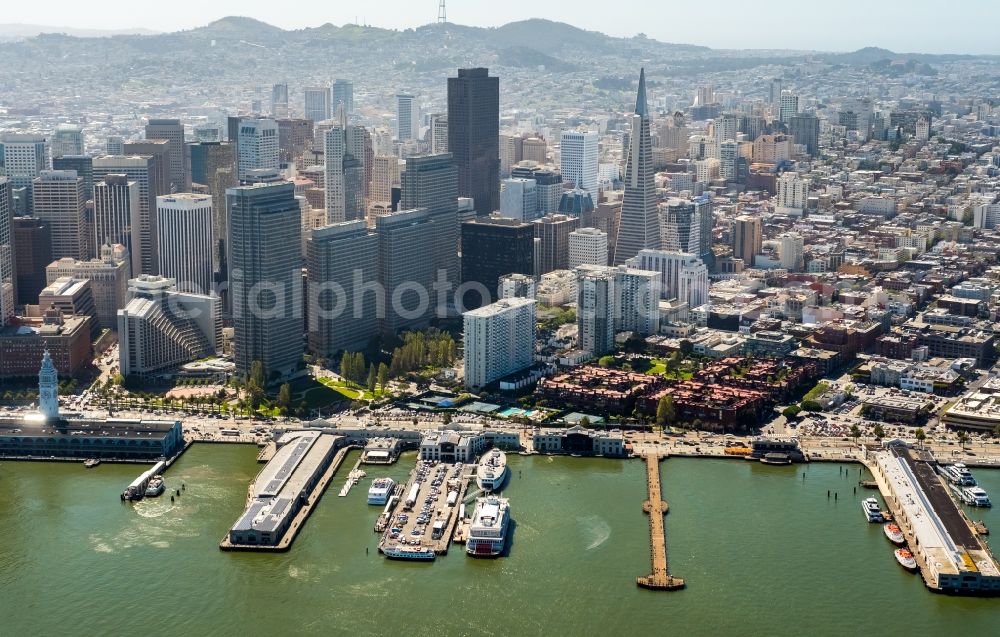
[
  {"xmin": 759, "ymin": 452, "xmax": 792, "ymax": 465},
  {"xmin": 894, "ymin": 548, "xmax": 918, "ymax": 572},
  {"xmin": 940, "ymin": 462, "xmax": 976, "ymax": 486},
  {"xmin": 883, "ymin": 523, "xmax": 905, "ymax": 545},
  {"xmin": 466, "ymin": 495, "xmax": 510, "ymax": 558},
  {"xmin": 367, "ymin": 478, "xmax": 396, "ymax": 505},
  {"xmin": 476, "ymin": 449, "xmax": 509, "ymax": 492},
  {"xmin": 382, "ymin": 545, "xmax": 436, "ymax": 561},
  {"xmin": 83, "ymin": 459, "xmax": 100, "ymax": 468},
  {"xmin": 144, "ymin": 475, "xmax": 165, "ymax": 498},
  {"xmin": 953, "ymin": 485, "xmax": 992, "ymax": 508},
  {"xmin": 862, "ymin": 497, "xmax": 884, "ymax": 523}
]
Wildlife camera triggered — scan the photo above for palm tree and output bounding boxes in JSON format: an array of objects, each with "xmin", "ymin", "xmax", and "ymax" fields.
[
  {"xmin": 850, "ymin": 424, "xmax": 861, "ymax": 444},
  {"xmin": 914, "ymin": 427, "xmax": 926, "ymax": 449},
  {"xmin": 873, "ymin": 424, "xmax": 885, "ymax": 441},
  {"xmin": 957, "ymin": 430, "xmax": 969, "ymax": 450}
]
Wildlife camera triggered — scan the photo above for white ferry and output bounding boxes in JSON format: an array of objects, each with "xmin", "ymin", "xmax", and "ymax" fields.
[
  {"xmin": 144, "ymin": 475, "xmax": 165, "ymax": 498},
  {"xmin": 382, "ymin": 545, "xmax": 436, "ymax": 561},
  {"xmin": 367, "ymin": 478, "xmax": 396, "ymax": 505},
  {"xmin": 862, "ymin": 497, "xmax": 884, "ymax": 523},
  {"xmin": 953, "ymin": 485, "xmax": 992, "ymax": 508},
  {"xmin": 940, "ymin": 463, "xmax": 976, "ymax": 486},
  {"xmin": 466, "ymin": 495, "xmax": 510, "ymax": 558},
  {"xmin": 476, "ymin": 449, "xmax": 509, "ymax": 492}
]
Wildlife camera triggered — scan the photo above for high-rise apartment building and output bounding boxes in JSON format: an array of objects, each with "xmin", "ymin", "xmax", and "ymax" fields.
[
  {"xmin": 576, "ymin": 267, "xmax": 615, "ymax": 356},
  {"xmin": 236, "ymin": 118, "xmax": 279, "ymax": 181},
  {"xmin": 500, "ymin": 178, "xmax": 538, "ymax": 221},
  {"xmin": 32, "ymin": 170, "xmax": 87, "ymax": 261},
  {"xmin": 400, "ymin": 154, "xmax": 460, "ymax": 287},
  {"xmin": 776, "ymin": 172, "xmax": 807, "ymax": 215},
  {"xmin": 779, "ymin": 93, "xmax": 799, "ymax": 124},
  {"xmin": 304, "ymin": 86, "xmax": 331, "ymax": 122},
  {"xmin": 614, "ymin": 69, "xmax": 660, "ymax": 265},
  {"xmin": 156, "ymin": 194, "xmax": 214, "ymax": 294},
  {"xmin": 323, "ymin": 116, "xmax": 367, "ymax": 223},
  {"xmin": 396, "ymin": 93, "xmax": 416, "ymax": 141},
  {"xmin": 448, "ymin": 68, "xmax": 499, "ymax": 216},
  {"xmin": 560, "ymin": 131, "xmax": 599, "ymax": 195},
  {"xmin": 788, "ymin": 114, "xmax": 820, "ymax": 157},
  {"xmin": 332, "ymin": 79, "xmax": 354, "ymax": 114},
  {"xmin": 430, "ymin": 114, "xmax": 448, "ymax": 154},
  {"xmin": 307, "ymin": 220, "xmax": 378, "ymax": 356},
  {"xmin": 732, "ymin": 215, "xmax": 762, "ymax": 264},
  {"xmin": 227, "ymin": 182, "xmax": 303, "ymax": 381},
  {"xmin": 463, "ymin": 297, "xmax": 536, "ymax": 390},
  {"xmin": 145, "ymin": 119, "xmax": 186, "ymax": 190},
  {"xmin": 568, "ymin": 227, "xmax": 608, "ymax": 270},
  {"xmin": 461, "ymin": 215, "xmax": 535, "ymax": 307},
  {"xmin": 50, "ymin": 124, "xmax": 83, "ymax": 158},
  {"xmin": 533, "ymin": 213, "xmax": 579, "ymax": 275},
  {"xmin": 780, "ymin": 232, "xmax": 804, "ymax": 272},
  {"xmin": 271, "ymin": 83, "xmax": 289, "ymax": 119},
  {"xmin": 627, "ymin": 250, "xmax": 708, "ymax": 307},
  {"xmin": 93, "ymin": 174, "xmax": 140, "ymax": 274}
]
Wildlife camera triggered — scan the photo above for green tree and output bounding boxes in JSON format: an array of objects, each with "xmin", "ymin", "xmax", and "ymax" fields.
[
  {"xmin": 850, "ymin": 424, "xmax": 861, "ymax": 443},
  {"xmin": 295, "ymin": 401, "xmax": 309, "ymax": 419},
  {"xmin": 276, "ymin": 383, "xmax": 292, "ymax": 411},
  {"xmin": 873, "ymin": 424, "xmax": 885, "ymax": 440},
  {"xmin": 656, "ymin": 395, "xmax": 676, "ymax": 427},
  {"xmin": 782, "ymin": 405, "xmax": 802, "ymax": 419},
  {"xmin": 957, "ymin": 430, "xmax": 969, "ymax": 449},
  {"xmin": 993, "ymin": 424, "xmax": 1000, "ymax": 439},
  {"xmin": 914, "ymin": 427, "xmax": 926, "ymax": 448},
  {"xmin": 249, "ymin": 360, "xmax": 265, "ymax": 389},
  {"xmin": 366, "ymin": 364, "xmax": 377, "ymax": 393},
  {"xmin": 801, "ymin": 400, "xmax": 823, "ymax": 412},
  {"xmin": 377, "ymin": 362, "xmax": 388, "ymax": 392}
]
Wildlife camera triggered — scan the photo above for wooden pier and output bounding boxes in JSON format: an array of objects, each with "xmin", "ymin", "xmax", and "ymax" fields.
[{"xmin": 637, "ymin": 454, "xmax": 685, "ymax": 591}]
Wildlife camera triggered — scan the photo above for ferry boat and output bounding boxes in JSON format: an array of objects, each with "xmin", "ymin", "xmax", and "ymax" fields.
[
  {"xmin": 953, "ymin": 485, "xmax": 992, "ymax": 508},
  {"xmin": 476, "ymin": 449, "xmax": 509, "ymax": 491},
  {"xmin": 466, "ymin": 495, "xmax": 510, "ymax": 557},
  {"xmin": 940, "ymin": 462, "xmax": 976, "ymax": 486},
  {"xmin": 883, "ymin": 523, "xmax": 905, "ymax": 545},
  {"xmin": 862, "ymin": 497, "xmax": 884, "ymax": 523},
  {"xmin": 747, "ymin": 437, "xmax": 805, "ymax": 463},
  {"xmin": 144, "ymin": 475, "xmax": 165, "ymax": 498},
  {"xmin": 367, "ymin": 478, "xmax": 396, "ymax": 505},
  {"xmin": 382, "ymin": 545, "xmax": 436, "ymax": 561},
  {"xmin": 894, "ymin": 548, "xmax": 918, "ymax": 572},
  {"xmin": 83, "ymin": 459, "xmax": 100, "ymax": 468}
]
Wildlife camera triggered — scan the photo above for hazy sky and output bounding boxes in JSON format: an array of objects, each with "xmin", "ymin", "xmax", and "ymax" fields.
[{"xmin": 6, "ymin": 0, "xmax": 1000, "ymax": 54}]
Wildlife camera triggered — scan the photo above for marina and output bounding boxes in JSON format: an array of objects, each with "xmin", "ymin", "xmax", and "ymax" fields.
[{"xmin": 2, "ymin": 446, "xmax": 1000, "ymax": 635}]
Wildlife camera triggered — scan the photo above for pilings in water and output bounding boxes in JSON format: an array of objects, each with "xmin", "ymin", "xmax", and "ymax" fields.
[{"xmin": 637, "ymin": 454, "xmax": 685, "ymax": 591}]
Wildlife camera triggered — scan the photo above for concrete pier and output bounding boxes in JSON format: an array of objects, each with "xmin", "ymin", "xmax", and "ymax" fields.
[{"xmin": 637, "ymin": 454, "xmax": 685, "ymax": 591}]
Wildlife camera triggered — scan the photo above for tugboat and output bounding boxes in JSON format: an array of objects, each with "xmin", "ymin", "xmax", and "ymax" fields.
[
  {"xmin": 883, "ymin": 523, "xmax": 905, "ymax": 545},
  {"xmin": 895, "ymin": 548, "xmax": 918, "ymax": 572},
  {"xmin": 83, "ymin": 458, "xmax": 101, "ymax": 468},
  {"xmin": 144, "ymin": 475, "xmax": 166, "ymax": 498}
]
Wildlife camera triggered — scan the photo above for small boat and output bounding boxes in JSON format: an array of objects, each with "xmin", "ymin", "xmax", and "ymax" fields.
[
  {"xmin": 382, "ymin": 545, "xmax": 436, "ymax": 561},
  {"xmin": 862, "ymin": 497, "xmax": 884, "ymax": 523},
  {"xmin": 83, "ymin": 459, "xmax": 101, "ymax": 468},
  {"xmin": 883, "ymin": 523, "xmax": 905, "ymax": 545},
  {"xmin": 953, "ymin": 486, "xmax": 992, "ymax": 508},
  {"xmin": 895, "ymin": 548, "xmax": 917, "ymax": 572},
  {"xmin": 144, "ymin": 475, "xmax": 166, "ymax": 498}
]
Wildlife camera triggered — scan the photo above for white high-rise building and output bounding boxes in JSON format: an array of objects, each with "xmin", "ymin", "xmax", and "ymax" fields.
[
  {"xmin": 50, "ymin": 124, "xmax": 84, "ymax": 158},
  {"xmin": 500, "ymin": 178, "xmax": 538, "ymax": 221},
  {"xmin": 304, "ymin": 86, "xmax": 331, "ymax": 122},
  {"xmin": 0, "ymin": 177, "xmax": 13, "ymax": 325},
  {"xmin": 568, "ymin": 227, "xmax": 608, "ymax": 269},
  {"xmin": 463, "ymin": 297, "xmax": 536, "ymax": 390},
  {"xmin": 0, "ymin": 134, "xmax": 49, "ymax": 199},
  {"xmin": 371, "ymin": 155, "xmax": 402, "ymax": 204},
  {"xmin": 973, "ymin": 203, "xmax": 1000, "ymax": 229},
  {"xmin": 430, "ymin": 114, "xmax": 448, "ymax": 154},
  {"xmin": 627, "ymin": 249, "xmax": 708, "ymax": 308},
  {"xmin": 323, "ymin": 118, "xmax": 367, "ymax": 224},
  {"xmin": 694, "ymin": 158, "xmax": 720, "ymax": 183},
  {"xmin": 236, "ymin": 118, "xmax": 279, "ymax": 181},
  {"xmin": 719, "ymin": 140, "xmax": 739, "ymax": 182},
  {"xmin": 156, "ymin": 194, "xmax": 214, "ymax": 294},
  {"xmin": 499, "ymin": 273, "xmax": 536, "ymax": 300},
  {"xmin": 775, "ymin": 172, "xmax": 807, "ymax": 215},
  {"xmin": 614, "ymin": 266, "xmax": 660, "ymax": 336},
  {"xmin": 780, "ymin": 232, "xmax": 804, "ymax": 272},
  {"xmin": 559, "ymin": 131, "xmax": 599, "ymax": 194},
  {"xmin": 576, "ymin": 266, "xmax": 616, "ymax": 356},
  {"xmin": 396, "ymin": 93, "xmax": 416, "ymax": 141},
  {"xmin": 779, "ymin": 93, "xmax": 799, "ymax": 123}
]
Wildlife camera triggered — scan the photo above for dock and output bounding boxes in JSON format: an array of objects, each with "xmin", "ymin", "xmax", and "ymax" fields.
[
  {"xmin": 636, "ymin": 454, "xmax": 685, "ymax": 591},
  {"xmin": 338, "ymin": 459, "xmax": 366, "ymax": 497}
]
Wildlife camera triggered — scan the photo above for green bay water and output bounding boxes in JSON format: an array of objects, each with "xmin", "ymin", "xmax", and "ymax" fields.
[{"xmin": 1, "ymin": 446, "xmax": 999, "ymax": 636}]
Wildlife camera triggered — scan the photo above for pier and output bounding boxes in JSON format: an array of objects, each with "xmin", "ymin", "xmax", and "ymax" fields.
[{"xmin": 637, "ymin": 454, "xmax": 685, "ymax": 591}]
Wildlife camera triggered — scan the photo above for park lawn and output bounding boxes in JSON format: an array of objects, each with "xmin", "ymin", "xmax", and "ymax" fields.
[
  {"xmin": 289, "ymin": 377, "xmax": 350, "ymax": 408},
  {"xmin": 315, "ymin": 376, "xmax": 379, "ymax": 401}
]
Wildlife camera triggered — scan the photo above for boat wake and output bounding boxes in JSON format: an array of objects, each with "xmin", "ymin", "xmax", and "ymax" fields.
[{"xmin": 579, "ymin": 514, "xmax": 611, "ymax": 550}]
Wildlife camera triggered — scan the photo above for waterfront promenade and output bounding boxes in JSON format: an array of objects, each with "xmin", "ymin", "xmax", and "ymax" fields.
[{"xmin": 637, "ymin": 454, "xmax": 684, "ymax": 591}]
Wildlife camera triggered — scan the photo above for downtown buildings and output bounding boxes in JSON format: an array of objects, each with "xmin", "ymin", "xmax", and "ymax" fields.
[
  {"xmin": 614, "ymin": 69, "xmax": 660, "ymax": 264},
  {"xmin": 448, "ymin": 68, "xmax": 499, "ymax": 217}
]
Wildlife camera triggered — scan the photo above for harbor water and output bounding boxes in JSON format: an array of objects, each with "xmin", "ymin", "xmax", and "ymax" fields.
[{"xmin": 1, "ymin": 445, "xmax": 998, "ymax": 636}]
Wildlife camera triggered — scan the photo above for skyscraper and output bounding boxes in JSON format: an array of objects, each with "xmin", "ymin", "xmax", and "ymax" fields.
[
  {"xmin": 228, "ymin": 182, "xmax": 303, "ymax": 381},
  {"xmin": 788, "ymin": 114, "xmax": 820, "ymax": 157},
  {"xmin": 50, "ymin": 124, "xmax": 84, "ymax": 158},
  {"xmin": 13, "ymin": 216, "xmax": 51, "ymax": 305},
  {"xmin": 332, "ymin": 79, "xmax": 354, "ymax": 114},
  {"xmin": 568, "ymin": 227, "xmax": 608, "ymax": 270},
  {"xmin": 31, "ymin": 170, "xmax": 87, "ymax": 261},
  {"xmin": 271, "ymin": 83, "xmax": 289, "ymax": 119},
  {"xmin": 430, "ymin": 114, "xmax": 448, "ymax": 154},
  {"xmin": 400, "ymin": 153, "xmax": 460, "ymax": 287},
  {"xmin": 98, "ymin": 149, "xmax": 168, "ymax": 275},
  {"xmin": 145, "ymin": 119, "xmax": 186, "ymax": 190},
  {"xmin": 156, "ymin": 194, "xmax": 214, "ymax": 294},
  {"xmin": 448, "ymin": 68, "xmax": 499, "ymax": 216},
  {"xmin": 614, "ymin": 69, "xmax": 660, "ymax": 265},
  {"xmin": 93, "ymin": 174, "xmax": 140, "ymax": 274},
  {"xmin": 306, "ymin": 220, "xmax": 378, "ymax": 356},
  {"xmin": 576, "ymin": 267, "xmax": 615, "ymax": 356},
  {"xmin": 463, "ymin": 297, "xmax": 536, "ymax": 390},
  {"xmin": 0, "ymin": 134, "xmax": 49, "ymax": 209},
  {"xmin": 732, "ymin": 215, "xmax": 762, "ymax": 264},
  {"xmin": 106, "ymin": 136, "xmax": 125, "ymax": 155},
  {"xmin": 236, "ymin": 118, "xmax": 279, "ymax": 181},
  {"xmin": 186, "ymin": 141, "xmax": 237, "ymax": 285},
  {"xmin": 780, "ymin": 232, "xmax": 804, "ymax": 272},
  {"xmin": 0, "ymin": 178, "xmax": 13, "ymax": 325},
  {"xmin": 533, "ymin": 213, "xmax": 579, "ymax": 275},
  {"xmin": 324, "ymin": 113, "xmax": 367, "ymax": 224},
  {"xmin": 396, "ymin": 93, "xmax": 416, "ymax": 141},
  {"xmin": 52, "ymin": 155, "xmax": 94, "ymax": 201},
  {"xmin": 500, "ymin": 178, "xmax": 537, "ymax": 221},
  {"xmin": 779, "ymin": 93, "xmax": 799, "ymax": 124},
  {"xmin": 461, "ymin": 216, "xmax": 535, "ymax": 308},
  {"xmin": 304, "ymin": 86, "xmax": 331, "ymax": 122},
  {"xmin": 559, "ymin": 131, "xmax": 599, "ymax": 195},
  {"xmin": 376, "ymin": 208, "xmax": 436, "ymax": 335},
  {"xmin": 659, "ymin": 196, "xmax": 713, "ymax": 268}
]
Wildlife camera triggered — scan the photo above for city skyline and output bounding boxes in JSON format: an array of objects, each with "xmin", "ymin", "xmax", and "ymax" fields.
[{"xmin": 2, "ymin": 1, "xmax": 1000, "ymax": 55}]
